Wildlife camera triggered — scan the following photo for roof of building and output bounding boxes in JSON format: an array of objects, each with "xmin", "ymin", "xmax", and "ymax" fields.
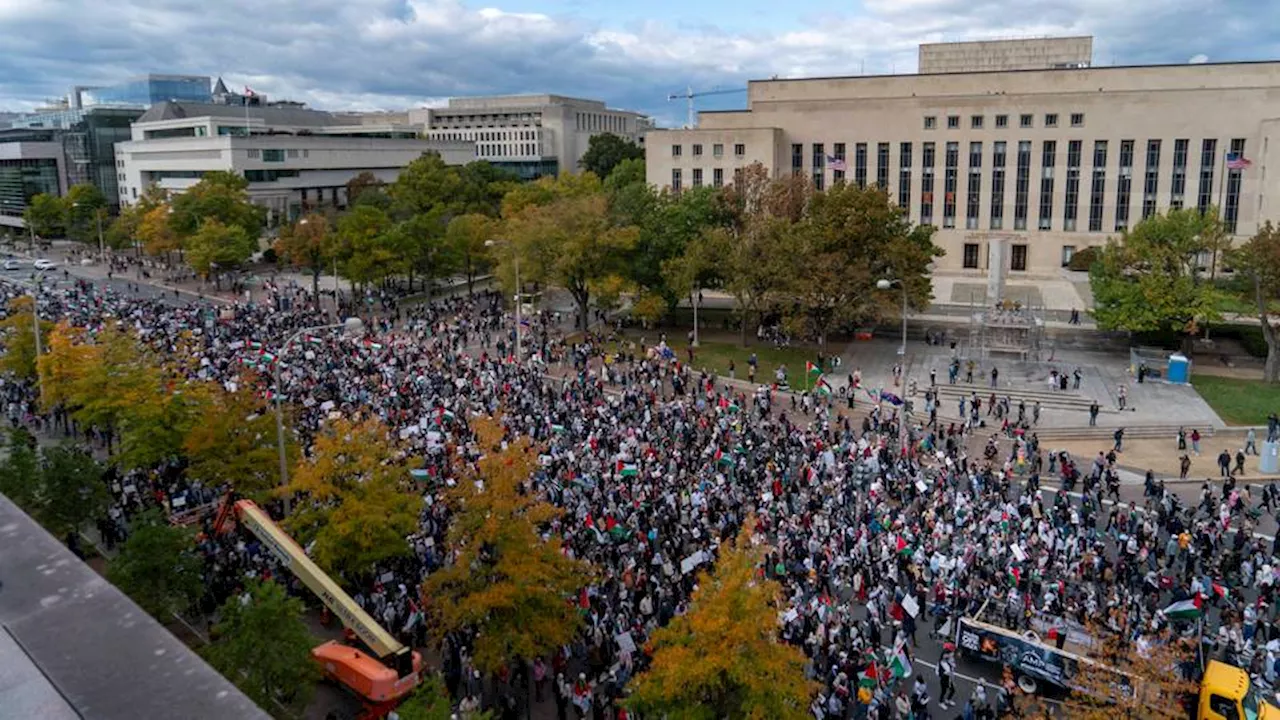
[
  {"xmin": 212, "ymin": 77, "xmax": 229, "ymax": 95},
  {"xmin": 0, "ymin": 494, "xmax": 269, "ymax": 720},
  {"xmin": 747, "ymin": 58, "xmax": 1280, "ymax": 86},
  {"xmin": 137, "ymin": 101, "xmax": 340, "ymax": 127}
]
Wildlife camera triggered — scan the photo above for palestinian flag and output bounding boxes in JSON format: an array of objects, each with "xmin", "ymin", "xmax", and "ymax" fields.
[
  {"xmin": 249, "ymin": 341, "xmax": 263, "ymax": 350},
  {"xmin": 364, "ymin": 340, "xmax": 383, "ymax": 350},
  {"xmin": 305, "ymin": 335, "xmax": 323, "ymax": 344},
  {"xmin": 551, "ymin": 424, "xmax": 566, "ymax": 434},
  {"xmin": 728, "ymin": 402, "xmax": 740, "ymax": 414},
  {"xmin": 889, "ymin": 645, "xmax": 912, "ymax": 679},
  {"xmin": 805, "ymin": 361, "xmax": 823, "ymax": 382},
  {"xmin": 240, "ymin": 356, "xmax": 258, "ymax": 366},
  {"xmin": 1163, "ymin": 595, "xmax": 1203, "ymax": 620},
  {"xmin": 1211, "ymin": 582, "xmax": 1230, "ymax": 601},
  {"xmin": 620, "ymin": 464, "xmax": 638, "ymax": 478},
  {"xmin": 440, "ymin": 409, "xmax": 456, "ymax": 423},
  {"xmin": 895, "ymin": 536, "xmax": 909, "ymax": 555},
  {"xmin": 859, "ymin": 663, "xmax": 879, "ymax": 689},
  {"xmin": 1008, "ymin": 567, "xmax": 1021, "ymax": 586},
  {"xmin": 714, "ymin": 449, "xmax": 732, "ymax": 467},
  {"xmin": 815, "ymin": 376, "xmax": 832, "ymax": 396},
  {"xmin": 259, "ymin": 351, "xmax": 277, "ymax": 364}
]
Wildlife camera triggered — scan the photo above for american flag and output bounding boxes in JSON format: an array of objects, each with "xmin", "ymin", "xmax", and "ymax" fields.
[
  {"xmin": 826, "ymin": 154, "xmax": 848, "ymax": 172},
  {"xmin": 243, "ymin": 86, "xmax": 257, "ymax": 98},
  {"xmin": 1226, "ymin": 152, "xmax": 1252, "ymax": 170}
]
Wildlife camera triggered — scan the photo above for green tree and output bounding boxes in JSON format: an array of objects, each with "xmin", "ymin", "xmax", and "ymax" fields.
[
  {"xmin": 284, "ymin": 418, "xmax": 418, "ymax": 580},
  {"xmin": 205, "ymin": 580, "xmax": 320, "ymax": 714},
  {"xmin": 1232, "ymin": 220, "xmax": 1280, "ymax": 382},
  {"xmin": 626, "ymin": 519, "xmax": 817, "ymax": 720},
  {"xmin": 275, "ymin": 213, "xmax": 334, "ymax": 301},
  {"xmin": 783, "ymin": 182, "xmax": 940, "ymax": 350},
  {"xmin": 578, "ymin": 132, "xmax": 644, "ymax": 179},
  {"xmin": 0, "ymin": 428, "xmax": 41, "ymax": 510},
  {"xmin": 107, "ymin": 185, "xmax": 170, "ymax": 252},
  {"xmin": 37, "ymin": 445, "xmax": 107, "ymax": 536},
  {"xmin": 394, "ymin": 674, "xmax": 492, "ymax": 720},
  {"xmin": 186, "ymin": 218, "xmax": 257, "ymax": 286},
  {"xmin": 0, "ymin": 295, "xmax": 53, "ymax": 380},
  {"xmin": 23, "ymin": 193, "xmax": 66, "ymax": 239},
  {"xmin": 1090, "ymin": 208, "xmax": 1225, "ymax": 345},
  {"xmin": 346, "ymin": 171, "xmax": 389, "ymax": 209},
  {"xmin": 335, "ymin": 205, "xmax": 398, "ymax": 291},
  {"xmin": 454, "ymin": 161, "xmax": 519, "ymax": 217},
  {"xmin": 424, "ymin": 420, "xmax": 591, "ymax": 690},
  {"xmin": 64, "ymin": 183, "xmax": 107, "ymax": 247},
  {"xmin": 169, "ymin": 171, "xmax": 265, "ymax": 247},
  {"xmin": 444, "ymin": 213, "xmax": 496, "ymax": 295},
  {"xmin": 390, "ymin": 153, "xmax": 464, "ymax": 218},
  {"xmin": 107, "ymin": 509, "xmax": 204, "ymax": 617},
  {"xmin": 504, "ymin": 192, "xmax": 639, "ymax": 329},
  {"xmin": 637, "ymin": 186, "xmax": 733, "ymax": 313},
  {"xmin": 387, "ymin": 212, "xmax": 454, "ymax": 294},
  {"xmin": 184, "ymin": 385, "xmax": 294, "ymax": 503}
]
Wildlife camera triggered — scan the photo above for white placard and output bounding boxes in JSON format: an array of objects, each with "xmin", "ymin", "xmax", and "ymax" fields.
[
  {"xmin": 901, "ymin": 595, "xmax": 920, "ymax": 618},
  {"xmin": 615, "ymin": 632, "xmax": 636, "ymax": 655}
]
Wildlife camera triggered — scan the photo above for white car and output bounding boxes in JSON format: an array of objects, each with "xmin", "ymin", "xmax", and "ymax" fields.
[
  {"xmin": 2, "ymin": 260, "xmax": 19, "ymax": 271},
  {"xmin": 33, "ymin": 259, "xmax": 56, "ymax": 271}
]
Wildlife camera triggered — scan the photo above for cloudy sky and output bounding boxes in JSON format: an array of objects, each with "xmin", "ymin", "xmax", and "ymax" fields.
[{"xmin": 2, "ymin": 0, "xmax": 1276, "ymax": 126}]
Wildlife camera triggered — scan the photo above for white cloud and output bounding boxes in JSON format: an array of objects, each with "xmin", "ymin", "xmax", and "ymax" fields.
[
  {"xmin": 1188, "ymin": 53, "xmax": 1209, "ymax": 64},
  {"xmin": 0, "ymin": 0, "xmax": 1277, "ymax": 127}
]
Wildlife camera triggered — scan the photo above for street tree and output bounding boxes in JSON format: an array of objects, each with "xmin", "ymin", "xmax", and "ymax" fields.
[
  {"xmin": 184, "ymin": 384, "xmax": 293, "ymax": 503},
  {"xmin": 388, "ymin": 211, "xmax": 454, "ymax": 294},
  {"xmin": 390, "ymin": 153, "xmax": 464, "ymax": 218},
  {"xmin": 106, "ymin": 508, "xmax": 204, "ymax": 618},
  {"xmin": 578, "ymin": 132, "xmax": 644, "ymax": 180},
  {"xmin": 205, "ymin": 580, "xmax": 320, "ymax": 714},
  {"xmin": 335, "ymin": 205, "xmax": 398, "ymax": 292},
  {"xmin": 107, "ymin": 185, "xmax": 170, "ymax": 252},
  {"xmin": 424, "ymin": 419, "xmax": 591, "ymax": 694},
  {"xmin": 782, "ymin": 183, "xmax": 940, "ymax": 351},
  {"xmin": 0, "ymin": 428, "xmax": 41, "ymax": 510},
  {"xmin": 37, "ymin": 445, "xmax": 108, "ymax": 537},
  {"xmin": 64, "ymin": 183, "xmax": 108, "ymax": 247},
  {"xmin": 504, "ymin": 192, "xmax": 639, "ymax": 330},
  {"xmin": 169, "ymin": 171, "xmax": 264, "ymax": 246},
  {"xmin": 22, "ymin": 193, "xmax": 66, "ymax": 239},
  {"xmin": 394, "ymin": 673, "xmax": 492, "ymax": 720},
  {"xmin": 1090, "ymin": 208, "xmax": 1225, "ymax": 348},
  {"xmin": 284, "ymin": 417, "xmax": 418, "ymax": 580},
  {"xmin": 626, "ymin": 518, "xmax": 817, "ymax": 720},
  {"xmin": 1231, "ymin": 220, "xmax": 1280, "ymax": 382},
  {"xmin": 638, "ymin": 186, "xmax": 733, "ymax": 314},
  {"xmin": 138, "ymin": 204, "xmax": 181, "ymax": 260},
  {"xmin": 346, "ymin": 171, "xmax": 389, "ymax": 209},
  {"xmin": 454, "ymin": 161, "xmax": 519, "ymax": 217},
  {"xmin": 444, "ymin": 213, "xmax": 495, "ymax": 295},
  {"xmin": 186, "ymin": 218, "xmax": 257, "ymax": 287},
  {"xmin": 0, "ymin": 295, "xmax": 53, "ymax": 380},
  {"xmin": 499, "ymin": 170, "xmax": 602, "ymax": 218},
  {"xmin": 275, "ymin": 213, "xmax": 334, "ymax": 300}
]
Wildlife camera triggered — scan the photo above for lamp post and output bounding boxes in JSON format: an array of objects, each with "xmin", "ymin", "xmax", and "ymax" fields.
[
  {"xmin": 30, "ymin": 273, "xmax": 45, "ymax": 401},
  {"xmin": 486, "ymin": 239, "xmax": 520, "ymax": 360},
  {"xmin": 878, "ymin": 277, "xmax": 909, "ymax": 455},
  {"xmin": 271, "ymin": 318, "xmax": 364, "ymax": 514}
]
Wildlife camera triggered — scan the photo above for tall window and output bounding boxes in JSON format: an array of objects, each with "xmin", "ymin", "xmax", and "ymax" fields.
[
  {"xmin": 1115, "ymin": 140, "xmax": 1134, "ymax": 231},
  {"xmin": 1170, "ymin": 138, "xmax": 1189, "ymax": 208},
  {"xmin": 990, "ymin": 141, "xmax": 1007, "ymax": 230},
  {"xmin": 791, "ymin": 143, "xmax": 803, "ymax": 176},
  {"xmin": 963, "ymin": 243, "xmax": 980, "ymax": 269},
  {"xmin": 1064, "ymin": 140, "xmax": 1082, "ymax": 232},
  {"xmin": 920, "ymin": 142, "xmax": 935, "ymax": 226},
  {"xmin": 812, "ymin": 143, "xmax": 825, "ymax": 190},
  {"xmin": 855, "ymin": 143, "xmax": 868, "ymax": 188},
  {"xmin": 1197, "ymin": 139, "xmax": 1217, "ymax": 215},
  {"xmin": 1089, "ymin": 140, "xmax": 1108, "ymax": 232},
  {"xmin": 943, "ymin": 141, "xmax": 959, "ymax": 228},
  {"xmin": 1142, "ymin": 139, "xmax": 1161, "ymax": 219},
  {"xmin": 1011, "ymin": 243, "xmax": 1028, "ymax": 271},
  {"xmin": 1038, "ymin": 140, "xmax": 1056, "ymax": 231},
  {"xmin": 692, "ymin": 168, "xmax": 703, "ymax": 188},
  {"xmin": 1014, "ymin": 141, "xmax": 1031, "ymax": 231},
  {"xmin": 966, "ymin": 142, "xmax": 982, "ymax": 230},
  {"xmin": 671, "ymin": 169, "xmax": 682, "ymax": 194},
  {"xmin": 833, "ymin": 142, "xmax": 847, "ymax": 184},
  {"xmin": 1225, "ymin": 138, "xmax": 1246, "ymax": 234},
  {"xmin": 713, "ymin": 168, "xmax": 724, "ymax": 188},
  {"xmin": 877, "ymin": 143, "xmax": 890, "ymax": 189},
  {"xmin": 898, "ymin": 142, "xmax": 912, "ymax": 211}
]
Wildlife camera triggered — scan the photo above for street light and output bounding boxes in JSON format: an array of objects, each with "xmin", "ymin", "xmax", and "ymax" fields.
[
  {"xmin": 29, "ymin": 273, "xmax": 45, "ymax": 402},
  {"xmin": 271, "ymin": 318, "xmax": 364, "ymax": 514},
  {"xmin": 486, "ymin": 239, "xmax": 521, "ymax": 361}
]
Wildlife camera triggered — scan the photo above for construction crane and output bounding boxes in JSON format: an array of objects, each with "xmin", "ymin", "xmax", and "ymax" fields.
[
  {"xmin": 666, "ymin": 86, "xmax": 747, "ymax": 129},
  {"xmin": 212, "ymin": 495, "xmax": 423, "ymax": 718}
]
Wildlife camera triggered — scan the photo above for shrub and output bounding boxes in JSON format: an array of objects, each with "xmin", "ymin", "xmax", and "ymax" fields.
[{"xmin": 1067, "ymin": 246, "xmax": 1100, "ymax": 272}]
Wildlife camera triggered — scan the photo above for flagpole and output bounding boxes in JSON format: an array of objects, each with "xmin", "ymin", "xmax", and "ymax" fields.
[{"xmin": 1217, "ymin": 148, "xmax": 1227, "ymax": 215}]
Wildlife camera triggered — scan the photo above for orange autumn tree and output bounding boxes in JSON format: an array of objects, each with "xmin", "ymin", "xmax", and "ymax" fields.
[
  {"xmin": 423, "ymin": 418, "xmax": 592, "ymax": 675},
  {"xmin": 0, "ymin": 296, "xmax": 53, "ymax": 380},
  {"xmin": 283, "ymin": 416, "xmax": 418, "ymax": 580},
  {"xmin": 626, "ymin": 518, "xmax": 817, "ymax": 720},
  {"xmin": 184, "ymin": 381, "xmax": 297, "ymax": 503}
]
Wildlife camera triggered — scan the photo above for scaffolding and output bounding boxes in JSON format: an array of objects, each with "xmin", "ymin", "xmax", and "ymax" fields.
[{"xmin": 967, "ymin": 297, "xmax": 1046, "ymax": 361}]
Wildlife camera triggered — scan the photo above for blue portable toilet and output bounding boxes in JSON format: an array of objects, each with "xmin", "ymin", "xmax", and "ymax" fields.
[{"xmin": 1166, "ymin": 353, "xmax": 1191, "ymax": 384}]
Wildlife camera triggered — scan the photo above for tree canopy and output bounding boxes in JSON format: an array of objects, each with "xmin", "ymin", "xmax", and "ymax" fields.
[
  {"xmin": 1232, "ymin": 220, "xmax": 1280, "ymax": 382},
  {"xmin": 578, "ymin": 132, "xmax": 644, "ymax": 180},
  {"xmin": 106, "ymin": 509, "xmax": 204, "ymax": 617}
]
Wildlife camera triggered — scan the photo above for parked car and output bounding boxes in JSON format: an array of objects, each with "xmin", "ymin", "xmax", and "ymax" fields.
[
  {"xmin": 33, "ymin": 259, "xmax": 56, "ymax": 271},
  {"xmin": 2, "ymin": 259, "xmax": 20, "ymax": 271}
]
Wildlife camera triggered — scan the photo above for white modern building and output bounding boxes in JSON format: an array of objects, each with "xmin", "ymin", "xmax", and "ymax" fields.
[
  {"xmin": 410, "ymin": 95, "xmax": 651, "ymax": 179},
  {"xmin": 116, "ymin": 102, "xmax": 472, "ymax": 223},
  {"xmin": 645, "ymin": 37, "xmax": 1280, "ymax": 276}
]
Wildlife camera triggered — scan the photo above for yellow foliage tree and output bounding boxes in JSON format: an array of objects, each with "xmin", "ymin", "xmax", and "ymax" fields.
[
  {"xmin": 0, "ymin": 296, "xmax": 53, "ymax": 380},
  {"xmin": 283, "ymin": 417, "xmax": 418, "ymax": 579},
  {"xmin": 626, "ymin": 519, "xmax": 818, "ymax": 720},
  {"xmin": 183, "ymin": 382, "xmax": 294, "ymax": 502},
  {"xmin": 423, "ymin": 418, "xmax": 592, "ymax": 676},
  {"xmin": 139, "ymin": 204, "xmax": 180, "ymax": 259}
]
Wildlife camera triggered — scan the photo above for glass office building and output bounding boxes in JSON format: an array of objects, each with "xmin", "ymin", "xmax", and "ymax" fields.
[
  {"xmin": 0, "ymin": 130, "xmax": 63, "ymax": 224},
  {"xmin": 10, "ymin": 107, "xmax": 143, "ymax": 210},
  {"xmin": 80, "ymin": 75, "xmax": 211, "ymax": 108}
]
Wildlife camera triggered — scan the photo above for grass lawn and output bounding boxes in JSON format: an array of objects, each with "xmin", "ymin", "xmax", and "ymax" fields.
[
  {"xmin": 608, "ymin": 330, "xmax": 834, "ymax": 385},
  {"xmin": 1193, "ymin": 374, "xmax": 1280, "ymax": 426}
]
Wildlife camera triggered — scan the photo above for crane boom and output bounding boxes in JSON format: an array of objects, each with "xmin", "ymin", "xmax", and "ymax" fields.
[
  {"xmin": 665, "ymin": 86, "xmax": 747, "ymax": 128},
  {"xmin": 221, "ymin": 499, "xmax": 412, "ymax": 668}
]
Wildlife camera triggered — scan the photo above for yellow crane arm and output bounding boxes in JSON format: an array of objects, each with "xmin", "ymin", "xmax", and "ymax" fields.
[{"xmin": 233, "ymin": 500, "xmax": 409, "ymax": 662}]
